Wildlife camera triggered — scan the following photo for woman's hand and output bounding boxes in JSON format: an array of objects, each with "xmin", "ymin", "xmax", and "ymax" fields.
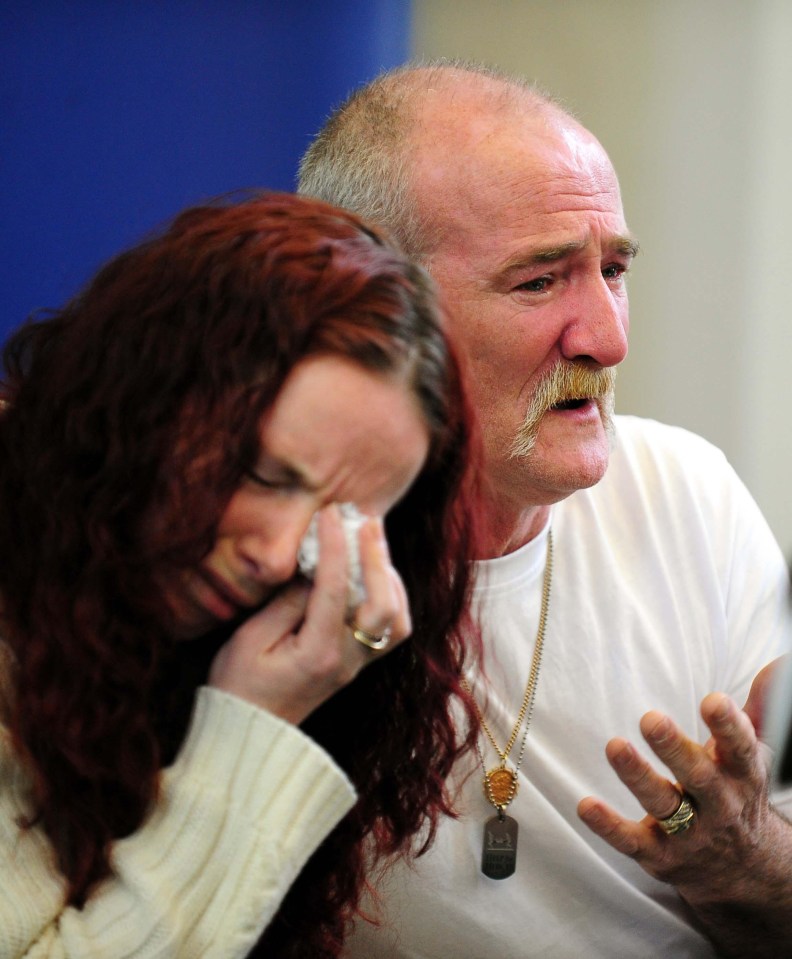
[{"xmin": 208, "ymin": 504, "xmax": 410, "ymax": 724}]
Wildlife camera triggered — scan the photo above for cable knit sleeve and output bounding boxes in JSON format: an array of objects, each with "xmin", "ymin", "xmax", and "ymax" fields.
[{"xmin": 0, "ymin": 686, "xmax": 356, "ymax": 958}]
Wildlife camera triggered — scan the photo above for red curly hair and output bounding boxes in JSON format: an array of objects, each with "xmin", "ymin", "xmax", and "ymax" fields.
[{"xmin": 0, "ymin": 191, "xmax": 481, "ymax": 956}]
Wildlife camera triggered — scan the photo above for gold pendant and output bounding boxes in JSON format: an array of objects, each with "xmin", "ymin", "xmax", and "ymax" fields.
[{"xmin": 484, "ymin": 766, "xmax": 518, "ymax": 808}]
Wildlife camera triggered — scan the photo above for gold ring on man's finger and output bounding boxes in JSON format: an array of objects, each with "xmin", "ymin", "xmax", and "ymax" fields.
[{"xmin": 656, "ymin": 792, "xmax": 696, "ymax": 836}]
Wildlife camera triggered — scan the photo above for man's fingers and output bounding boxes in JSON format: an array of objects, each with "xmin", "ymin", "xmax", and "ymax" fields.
[
  {"xmin": 577, "ymin": 796, "xmax": 645, "ymax": 858},
  {"xmin": 638, "ymin": 710, "xmax": 722, "ymax": 797},
  {"xmin": 605, "ymin": 736, "xmax": 687, "ymax": 820},
  {"xmin": 701, "ymin": 692, "xmax": 760, "ymax": 775},
  {"xmin": 742, "ymin": 656, "xmax": 788, "ymax": 737}
]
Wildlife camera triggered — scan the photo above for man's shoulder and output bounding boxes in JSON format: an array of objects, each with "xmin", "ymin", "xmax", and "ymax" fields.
[
  {"xmin": 580, "ymin": 414, "xmax": 739, "ymax": 516},
  {"xmin": 558, "ymin": 414, "xmax": 756, "ymax": 550},
  {"xmin": 612, "ymin": 414, "xmax": 726, "ymax": 457},
  {"xmin": 610, "ymin": 414, "xmax": 730, "ymax": 479}
]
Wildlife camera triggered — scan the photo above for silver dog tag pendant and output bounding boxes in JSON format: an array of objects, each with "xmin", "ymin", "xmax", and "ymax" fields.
[{"xmin": 481, "ymin": 813, "xmax": 518, "ymax": 879}]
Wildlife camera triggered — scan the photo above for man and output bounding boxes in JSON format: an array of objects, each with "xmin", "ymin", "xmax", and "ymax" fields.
[{"xmin": 298, "ymin": 62, "xmax": 792, "ymax": 957}]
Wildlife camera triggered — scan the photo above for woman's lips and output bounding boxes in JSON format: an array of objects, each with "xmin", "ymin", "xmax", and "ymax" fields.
[{"xmin": 196, "ymin": 567, "xmax": 255, "ymax": 621}]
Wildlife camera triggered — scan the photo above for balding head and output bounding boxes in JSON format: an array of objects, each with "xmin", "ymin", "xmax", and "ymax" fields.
[{"xmin": 298, "ymin": 61, "xmax": 576, "ymax": 260}]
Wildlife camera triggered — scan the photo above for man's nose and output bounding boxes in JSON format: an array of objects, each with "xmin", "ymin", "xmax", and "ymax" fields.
[{"xmin": 559, "ymin": 276, "xmax": 629, "ymax": 368}]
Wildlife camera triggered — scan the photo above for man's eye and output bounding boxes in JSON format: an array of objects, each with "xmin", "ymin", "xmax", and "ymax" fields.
[
  {"xmin": 603, "ymin": 263, "xmax": 629, "ymax": 281},
  {"xmin": 514, "ymin": 275, "xmax": 551, "ymax": 293}
]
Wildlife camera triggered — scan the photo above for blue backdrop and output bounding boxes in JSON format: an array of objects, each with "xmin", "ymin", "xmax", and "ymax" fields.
[{"xmin": 2, "ymin": 1, "xmax": 411, "ymax": 342}]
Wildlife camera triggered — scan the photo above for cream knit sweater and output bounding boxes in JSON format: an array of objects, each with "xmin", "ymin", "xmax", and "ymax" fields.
[{"xmin": 0, "ymin": 685, "xmax": 356, "ymax": 957}]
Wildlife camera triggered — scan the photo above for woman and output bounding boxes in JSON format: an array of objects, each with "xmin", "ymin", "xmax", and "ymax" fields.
[{"xmin": 0, "ymin": 193, "xmax": 479, "ymax": 957}]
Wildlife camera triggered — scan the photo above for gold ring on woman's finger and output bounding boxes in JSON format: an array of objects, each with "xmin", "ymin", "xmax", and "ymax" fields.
[{"xmin": 349, "ymin": 622, "xmax": 391, "ymax": 652}]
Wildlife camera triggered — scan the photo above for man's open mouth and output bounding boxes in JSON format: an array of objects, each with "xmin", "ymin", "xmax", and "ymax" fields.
[{"xmin": 550, "ymin": 397, "xmax": 590, "ymax": 411}]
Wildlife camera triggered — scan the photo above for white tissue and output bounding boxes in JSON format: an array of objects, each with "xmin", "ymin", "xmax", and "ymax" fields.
[{"xmin": 297, "ymin": 502, "xmax": 366, "ymax": 608}]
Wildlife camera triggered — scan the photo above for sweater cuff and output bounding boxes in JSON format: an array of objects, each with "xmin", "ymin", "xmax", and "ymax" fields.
[{"xmin": 165, "ymin": 686, "xmax": 357, "ymax": 856}]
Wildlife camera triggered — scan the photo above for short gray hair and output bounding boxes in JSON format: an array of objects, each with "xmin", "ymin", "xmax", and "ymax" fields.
[{"xmin": 297, "ymin": 59, "xmax": 564, "ymax": 260}]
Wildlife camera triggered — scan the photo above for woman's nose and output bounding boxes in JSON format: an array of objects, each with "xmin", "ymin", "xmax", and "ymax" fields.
[{"xmin": 238, "ymin": 510, "xmax": 313, "ymax": 585}]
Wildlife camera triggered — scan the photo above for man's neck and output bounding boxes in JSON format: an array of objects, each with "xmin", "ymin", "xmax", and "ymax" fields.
[{"xmin": 475, "ymin": 502, "xmax": 551, "ymax": 560}]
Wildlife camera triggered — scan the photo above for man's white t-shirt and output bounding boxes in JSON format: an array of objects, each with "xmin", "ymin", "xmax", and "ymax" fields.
[{"xmin": 344, "ymin": 416, "xmax": 792, "ymax": 959}]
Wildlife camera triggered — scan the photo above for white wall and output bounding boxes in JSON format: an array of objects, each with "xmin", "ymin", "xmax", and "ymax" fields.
[{"xmin": 413, "ymin": 0, "xmax": 792, "ymax": 554}]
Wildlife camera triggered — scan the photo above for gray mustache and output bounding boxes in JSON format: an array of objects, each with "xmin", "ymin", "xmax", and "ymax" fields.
[
  {"xmin": 510, "ymin": 363, "xmax": 617, "ymax": 458},
  {"xmin": 533, "ymin": 363, "xmax": 616, "ymax": 409}
]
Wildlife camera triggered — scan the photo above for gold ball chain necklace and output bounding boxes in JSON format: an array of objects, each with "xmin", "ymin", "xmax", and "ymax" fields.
[{"xmin": 462, "ymin": 528, "xmax": 553, "ymax": 880}]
